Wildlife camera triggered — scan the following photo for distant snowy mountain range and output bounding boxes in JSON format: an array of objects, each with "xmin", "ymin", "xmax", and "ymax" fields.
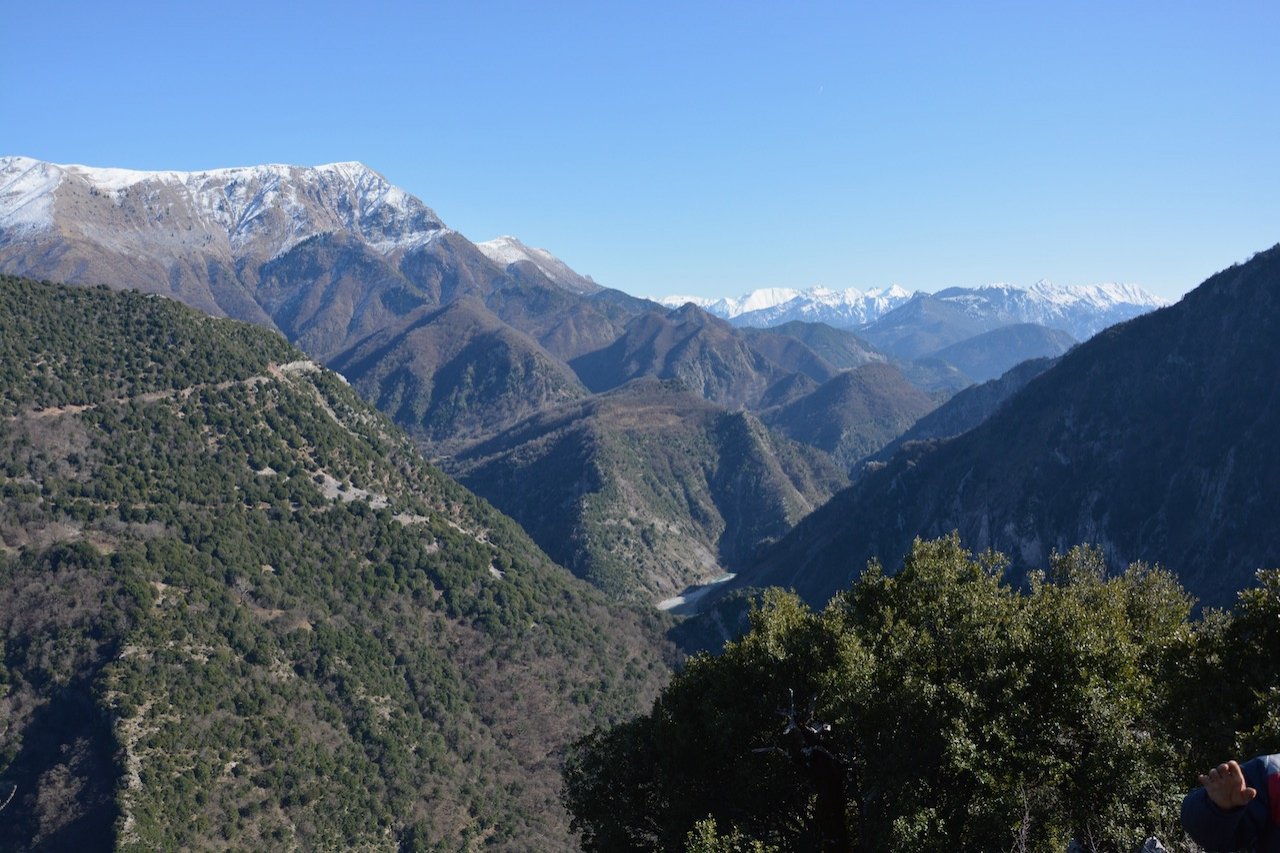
[{"xmin": 658, "ymin": 280, "xmax": 1168, "ymax": 342}]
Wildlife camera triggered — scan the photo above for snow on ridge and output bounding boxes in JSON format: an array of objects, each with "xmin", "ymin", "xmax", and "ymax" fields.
[
  {"xmin": 735, "ymin": 287, "xmax": 804, "ymax": 314},
  {"xmin": 655, "ymin": 294, "xmax": 716, "ymax": 308},
  {"xmin": 0, "ymin": 156, "xmax": 63, "ymax": 231},
  {"xmin": 476, "ymin": 235, "xmax": 563, "ymax": 270},
  {"xmin": 663, "ymin": 278, "xmax": 1166, "ymax": 336},
  {"xmin": 476, "ymin": 235, "xmax": 598, "ymax": 292},
  {"xmin": 677, "ymin": 283, "xmax": 915, "ymax": 327},
  {"xmin": 0, "ymin": 156, "xmax": 444, "ymax": 257},
  {"xmin": 477, "ymin": 235, "xmax": 537, "ymax": 267},
  {"xmin": 1026, "ymin": 279, "xmax": 1166, "ymax": 308}
]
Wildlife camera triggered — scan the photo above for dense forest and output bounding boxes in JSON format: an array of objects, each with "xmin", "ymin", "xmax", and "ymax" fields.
[
  {"xmin": 0, "ymin": 276, "xmax": 673, "ymax": 850},
  {"xmin": 565, "ymin": 535, "xmax": 1280, "ymax": 852},
  {"xmin": 3, "ymin": 272, "xmax": 1276, "ymax": 852}
]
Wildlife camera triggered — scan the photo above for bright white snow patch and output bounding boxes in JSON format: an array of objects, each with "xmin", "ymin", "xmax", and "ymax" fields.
[
  {"xmin": 476, "ymin": 235, "xmax": 598, "ymax": 292},
  {"xmin": 0, "ymin": 156, "xmax": 62, "ymax": 231}
]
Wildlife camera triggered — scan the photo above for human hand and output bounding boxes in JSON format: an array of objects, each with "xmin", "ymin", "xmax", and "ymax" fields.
[{"xmin": 1199, "ymin": 760, "xmax": 1258, "ymax": 811}]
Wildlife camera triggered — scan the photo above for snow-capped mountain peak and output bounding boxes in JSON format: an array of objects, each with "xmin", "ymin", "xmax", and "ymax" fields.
[
  {"xmin": 659, "ymin": 279, "xmax": 1167, "ymax": 341},
  {"xmin": 0, "ymin": 156, "xmax": 63, "ymax": 233},
  {"xmin": 658, "ymin": 283, "xmax": 917, "ymax": 328},
  {"xmin": 0, "ymin": 155, "xmax": 446, "ymax": 259},
  {"xmin": 475, "ymin": 235, "xmax": 600, "ymax": 294}
]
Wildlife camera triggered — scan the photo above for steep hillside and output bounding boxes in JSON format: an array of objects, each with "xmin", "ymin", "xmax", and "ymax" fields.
[
  {"xmin": 760, "ymin": 363, "xmax": 938, "ymax": 471},
  {"xmin": 926, "ymin": 323, "xmax": 1075, "ymax": 383},
  {"xmin": 0, "ymin": 276, "xmax": 672, "ymax": 850},
  {"xmin": 871, "ymin": 356, "xmax": 1059, "ymax": 463},
  {"xmin": 741, "ymin": 320, "xmax": 885, "ymax": 371},
  {"xmin": 738, "ymin": 246, "xmax": 1280, "ymax": 610},
  {"xmin": 448, "ymin": 379, "xmax": 849, "ymax": 602},
  {"xmin": 568, "ymin": 305, "xmax": 821, "ymax": 409},
  {"xmin": 0, "ymin": 158, "xmax": 643, "ymax": 455},
  {"xmin": 857, "ymin": 293, "xmax": 1002, "ymax": 360},
  {"xmin": 329, "ymin": 298, "xmax": 588, "ymax": 454},
  {"xmin": 0, "ymin": 157, "xmax": 445, "ymax": 324}
]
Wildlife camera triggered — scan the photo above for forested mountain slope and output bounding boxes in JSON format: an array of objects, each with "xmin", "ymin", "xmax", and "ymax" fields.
[
  {"xmin": 759, "ymin": 363, "xmax": 937, "ymax": 472},
  {"xmin": 449, "ymin": 379, "xmax": 848, "ymax": 601},
  {"xmin": 740, "ymin": 245, "xmax": 1280, "ymax": 610},
  {"xmin": 0, "ymin": 276, "xmax": 672, "ymax": 850}
]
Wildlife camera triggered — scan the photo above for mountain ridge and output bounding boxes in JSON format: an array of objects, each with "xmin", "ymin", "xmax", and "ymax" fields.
[
  {"xmin": 658, "ymin": 279, "xmax": 1167, "ymax": 341},
  {"xmin": 735, "ymin": 245, "xmax": 1280, "ymax": 610},
  {"xmin": 0, "ymin": 155, "xmax": 1168, "ymax": 605}
]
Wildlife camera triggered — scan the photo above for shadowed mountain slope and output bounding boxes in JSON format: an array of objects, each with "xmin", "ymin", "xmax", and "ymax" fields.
[
  {"xmin": 568, "ymin": 304, "xmax": 823, "ymax": 409},
  {"xmin": 760, "ymin": 363, "xmax": 938, "ymax": 471},
  {"xmin": 741, "ymin": 320, "xmax": 886, "ymax": 371},
  {"xmin": 927, "ymin": 323, "xmax": 1076, "ymax": 383},
  {"xmin": 871, "ymin": 356, "xmax": 1060, "ymax": 465},
  {"xmin": 857, "ymin": 293, "xmax": 1001, "ymax": 360},
  {"xmin": 329, "ymin": 297, "xmax": 588, "ymax": 454},
  {"xmin": 738, "ymin": 245, "xmax": 1280, "ymax": 610}
]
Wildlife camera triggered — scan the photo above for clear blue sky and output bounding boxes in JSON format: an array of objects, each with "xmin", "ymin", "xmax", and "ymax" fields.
[{"xmin": 5, "ymin": 1, "xmax": 1277, "ymax": 301}]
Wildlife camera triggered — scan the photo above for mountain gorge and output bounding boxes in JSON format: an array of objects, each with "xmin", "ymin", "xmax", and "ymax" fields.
[
  {"xmin": 0, "ymin": 156, "xmax": 1169, "ymax": 604},
  {"xmin": 0, "ymin": 276, "xmax": 672, "ymax": 849},
  {"xmin": 738, "ymin": 246, "xmax": 1280, "ymax": 610},
  {"xmin": 2, "ymin": 149, "xmax": 1272, "ymax": 852},
  {"xmin": 0, "ymin": 157, "xmax": 934, "ymax": 600},
  {"xmin": 450, "ymin": 379, "xmax": 848, "ymax": 600}
]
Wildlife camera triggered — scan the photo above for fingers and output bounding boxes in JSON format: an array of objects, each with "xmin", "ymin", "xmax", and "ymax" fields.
[
  {"xmin": 1200, "ymin": 759, "xmax": 1259, "ymax": 809},
  {"xmin": 1203, "ymin": 762, "xmax": 1233, "ymax": 786},
  {"xmin": 1224, "ymin": 761, "xmax": 1258, "ymax": 801},
  {"xmin": 1206, "ymin": 761, "xmax": 1243, "ymax": 787}
]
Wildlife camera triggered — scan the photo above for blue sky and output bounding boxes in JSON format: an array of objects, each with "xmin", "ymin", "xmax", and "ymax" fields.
[{"xmin": 5, "ymin": 1, "xmax": 1277, "ymax": 301}]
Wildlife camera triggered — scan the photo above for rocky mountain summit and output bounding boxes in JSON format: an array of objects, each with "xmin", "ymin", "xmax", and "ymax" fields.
[{"xmin": 477, "ymin": 235, "xmax": 601, "ymax": 294}]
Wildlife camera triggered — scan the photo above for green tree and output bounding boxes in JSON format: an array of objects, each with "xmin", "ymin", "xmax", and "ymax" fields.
[{"xmin": 565, "ymin": 535, "xmax": 1209, "ymax": 851}]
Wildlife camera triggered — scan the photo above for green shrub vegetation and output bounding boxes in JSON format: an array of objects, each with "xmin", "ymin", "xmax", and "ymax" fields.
[
  {"xmin": 0, "ymin": 275, "xmax": 673, "ymax": 850},
  {"xmin": 564, "ymin": 534, "xmax": 1280, "ymax": 852}
]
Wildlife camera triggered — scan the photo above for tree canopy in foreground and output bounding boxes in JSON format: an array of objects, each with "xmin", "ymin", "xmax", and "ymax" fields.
[{"xmin": 564, "ymin": 534, "xmax": 1280, "ymax": 852}]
